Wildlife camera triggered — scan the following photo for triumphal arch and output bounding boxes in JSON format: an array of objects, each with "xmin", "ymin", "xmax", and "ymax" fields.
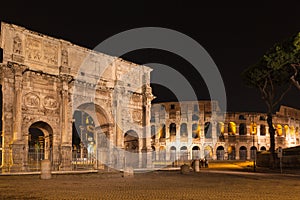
[{"xmin": 0, "ymin": 22, "xmax": 153, "ymax": 172}]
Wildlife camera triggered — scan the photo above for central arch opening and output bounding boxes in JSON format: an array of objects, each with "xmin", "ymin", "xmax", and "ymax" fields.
[
  {"xmin": 72, "ymin": 103, "xmax": 110, "ymax": 169},
  {"xmin": 72, "ymin": 110, "xmax": 95, "ymax": 162}
]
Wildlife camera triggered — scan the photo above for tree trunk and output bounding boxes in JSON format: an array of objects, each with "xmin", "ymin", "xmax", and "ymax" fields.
[{"xmin": 267, "ymin": 114, "xmax": 276, "ymax": 168}]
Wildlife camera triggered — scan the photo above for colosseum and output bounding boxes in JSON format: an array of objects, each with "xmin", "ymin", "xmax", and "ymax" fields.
[{"xmin": 150, "ymin": 101, "xmax": 300, "ymax": 165}]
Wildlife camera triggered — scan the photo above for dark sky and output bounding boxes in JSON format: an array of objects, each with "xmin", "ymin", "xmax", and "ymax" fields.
[{"xmin": 1, "ymin": 1, "xmax": 300, "ymax": 113}]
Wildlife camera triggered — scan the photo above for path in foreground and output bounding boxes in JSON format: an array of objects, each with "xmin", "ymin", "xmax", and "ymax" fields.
[{"xmin": 1, "ymin": 170, "xmax": 300, "ymax": 200}]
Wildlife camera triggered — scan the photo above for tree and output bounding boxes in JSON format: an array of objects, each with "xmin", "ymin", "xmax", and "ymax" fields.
[
  {"xmin": 263, "ymin": 32, "xmax": 300, "ymax": 90},
  {"xmin": 242, "ymin": 37, "xmax": 296, "ymax": 167}
]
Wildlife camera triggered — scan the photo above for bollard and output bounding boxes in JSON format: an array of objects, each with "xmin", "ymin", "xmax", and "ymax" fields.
[
  {"xmin": 40, "ymin": 159, "xmax": 51, "ymax": 180},
  {"xmin": 180, "ymin": 164, "xmax": 190, "ymax": 174},
  {"xmin": 123, "ymin": 167, "xmax": 134, "ymax": 178},
  {"xmin": 194, "ymin": 159, "xmax": 200, "ymax": 172}
]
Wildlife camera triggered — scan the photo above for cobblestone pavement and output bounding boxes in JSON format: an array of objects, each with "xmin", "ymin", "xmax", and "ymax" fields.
[{"xmin": 1, "ymin": 168, "xmax": 300, "ymax": 200}]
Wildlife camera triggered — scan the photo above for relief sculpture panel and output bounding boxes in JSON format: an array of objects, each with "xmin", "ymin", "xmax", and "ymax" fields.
[
  {"xmin": 43, "ymin": 96, "xmax": 58, "ymax": 110},
  {"xmin": 24, "ymin": 92, "xmax": 40, "ymax": 108},
  {"xmin": 61, "ymin": 49, "xmax": 68, "ymax": 65},
  {"xmin": 132, "ymin": 109, "xmax": 142, "ymax": 123},
  {"xmin": 43, "ymin": 41, "xmax": 58, "ymax": 65},
  {"xmin": 26, "ymin": 37, "xmax": 42, "ymax": 61},
  {"xmin": 13, "ymin": 35, "xmax": 22, "ymax": 55}
]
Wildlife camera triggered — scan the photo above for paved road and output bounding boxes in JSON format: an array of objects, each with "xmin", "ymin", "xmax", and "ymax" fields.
[{"xmin": 1, "ymin": 169, "xmax": 300, "ymax": 200}]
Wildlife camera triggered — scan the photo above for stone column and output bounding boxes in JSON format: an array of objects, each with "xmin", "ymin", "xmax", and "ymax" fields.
[
  {"xmin": 113, "ymin": 87, "xmax": 125, "ymax": 169},
  {"xmin": 224, "ymin": 145, "xmax": 228, "ymax": 160},
  {"xmin": 106, "ymin": 125, "xmax": 113, "ymax": 170},
  {"xmin": 176, "ymin": 123, "xmax": 181, "ymax": 142},
  {"xmin": 187, "ymin": 122, "xmax": 192, "ymax": 144},
  {"xmin": 1, "ymin": 67, "xmax": 12, "ymax": 173},
  {"xmin": 247, "ymin": 146, "xmax": 251, "ymax": 160},
  {"xmin": 95, "ymin": 126, "xmax": 104, "ymax": 170},
  {"xmin": 211, "ymin": 119, "xmax": 218, "ymax": 147},
  {"xmin": 236, "ymin": 147, "xmax": 240, "ymax": 160},
  {"xmin": 114, "ymin": 85, "xmax": 125, "ymax": 148},
  {"xmin": 59, "ymin": 75, "xmax": 72, "ymax": 171},
  {"xmin": 10, "ymin": 63, "xmax": 27, "ymax": 172},
  {"xmin": 138, "ymin": 138, "xmax": 143, "ymax": 168},
  {"xmin": 13, "ymin": 72, "xmax": 22, "ymax": 141},
  {"xmin": 200, "ymin": 121, "xmax": 205, "ymax": 141},
  {"xmin": 61, "ymin": 89, "xmax": 69, "ymax": 144},
  {"xmin": 143, "ymin": 83, "xmax": 154, "ymax": 169}
]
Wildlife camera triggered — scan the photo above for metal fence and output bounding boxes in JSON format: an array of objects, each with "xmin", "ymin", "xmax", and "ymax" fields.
[
  {"xmin": 26, "ymin": 148, "xmax": 96, "ymax": 172},
  {"xmin": 215, "ymin": 149, "xmax": 256, "ymax": 161},
  {"xmin": 152, "ymin": 151, "xmax": 191, "ymax": 168},
  {"xmin": 1, "ymin": 148, "xmax": 258, "ymax": 172},
  {"xmin": 0, "ymin": 147, "xmax": 96, "ymax": 173},
  {"xmin": 71, "ymin": 149, "xmax": 95, "ymax": 170},
  {"xmin": 27, "ymin": 148, "xmax": 45, "ymax": 171}
]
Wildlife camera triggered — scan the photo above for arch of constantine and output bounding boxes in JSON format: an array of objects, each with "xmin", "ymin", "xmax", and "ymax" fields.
[{"xmin": 0, "ymin": 22, "xmax": 153, "ymax": 172}]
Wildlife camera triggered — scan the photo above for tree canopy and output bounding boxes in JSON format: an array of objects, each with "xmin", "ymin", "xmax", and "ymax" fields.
[
  {"xmin": 242, "ymin": 31, "xmax": 300, "ymax": 167},
  {"xmin": 263, "ymin": 32, "xmax": 300, "ymax": 89},
  {"xmin": 243, "ymin": 32, "xmax": 300, "ymax": 112}
]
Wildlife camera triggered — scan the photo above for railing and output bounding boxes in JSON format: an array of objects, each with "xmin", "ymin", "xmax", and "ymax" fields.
[
  {"xmin": 71, "ymin": 149, "xmax": 95, "ymax": 170},
  {"xmin": 0, "ymin": 147, "xmax": 96, "ymax": 173},
  {"xmin": 152, "ymin": 151, "xmax": 191, "ymax": 168},
  {"xmin": 27, "ymin": 149, "xmax": 45, "ymax": 171}
]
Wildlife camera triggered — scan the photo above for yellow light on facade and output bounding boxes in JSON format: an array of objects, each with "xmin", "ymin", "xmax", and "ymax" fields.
[
  {"xmin": 284, "ymin": 125, "xmax": 289, "ymax": 136},
  {"xmin": 197, "ymin": 124, "xmax": 201, "ymax": 133},
  {"xmin": 290, "ymin": 126, "xmax": 295, "ymax": 136},
  {"xmin": 219, "ymin": 122, "xmax": 225, "ymax": 134},
  {"xmin": 276, "ymin": 124, "xmax": 283, "ymax": 136},
  {"xmin": 229, "ymin": 122, "xmax": 236, "ymax": 135},
  {"xmin": 228, "ymin": 146, "xmax": 232, "ymax": 154},
  {"xmin": 251, "ymin": 122, "xmax": 257, "ymax": 135}
]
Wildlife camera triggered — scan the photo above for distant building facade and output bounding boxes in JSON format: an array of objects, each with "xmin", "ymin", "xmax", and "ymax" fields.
[
  {"xmin": 0, "ymin": 22, "xmax": 153, "ymax": 173},
  {"xmin": 150, "ymin": 101, "xmax": 300, "ymax": 163}
]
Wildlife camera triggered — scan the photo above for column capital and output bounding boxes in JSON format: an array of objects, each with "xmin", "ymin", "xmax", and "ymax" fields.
[
  {"xmin": 59, "ymin": 74, "xmax": 74, "ymax": 83},
  {"xmin": 8, "ymin": 61, "xmax": 28, "ymax": 76}
]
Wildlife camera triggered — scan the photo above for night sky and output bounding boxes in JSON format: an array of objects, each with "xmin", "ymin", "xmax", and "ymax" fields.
[{"xmin": 1, "ymin": 1, "xmax": 300, "ymax": 113}]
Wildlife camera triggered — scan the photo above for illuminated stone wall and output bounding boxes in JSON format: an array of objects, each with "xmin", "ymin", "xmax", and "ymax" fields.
[
  {"xmin": 150, "ymin": 101, "xmax": 300, "ymax": 162},
  {"xmin": 0, "ymin": 22, "xmax": 153, "ymax": 172}
]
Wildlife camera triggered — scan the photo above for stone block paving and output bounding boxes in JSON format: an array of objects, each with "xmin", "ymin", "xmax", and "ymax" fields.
[{"xmin": 1, "ymin": 168, "xmax": 300, "ymax": 200}]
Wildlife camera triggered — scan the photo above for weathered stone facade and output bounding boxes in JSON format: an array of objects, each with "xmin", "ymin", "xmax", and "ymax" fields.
[
  {"xmin": 0, "ymin": 22, "xmax": 153, "ymax": 172},
  {"xmin": 150, "ymin": 101, "xmax": 300, "ymax": 164}
]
